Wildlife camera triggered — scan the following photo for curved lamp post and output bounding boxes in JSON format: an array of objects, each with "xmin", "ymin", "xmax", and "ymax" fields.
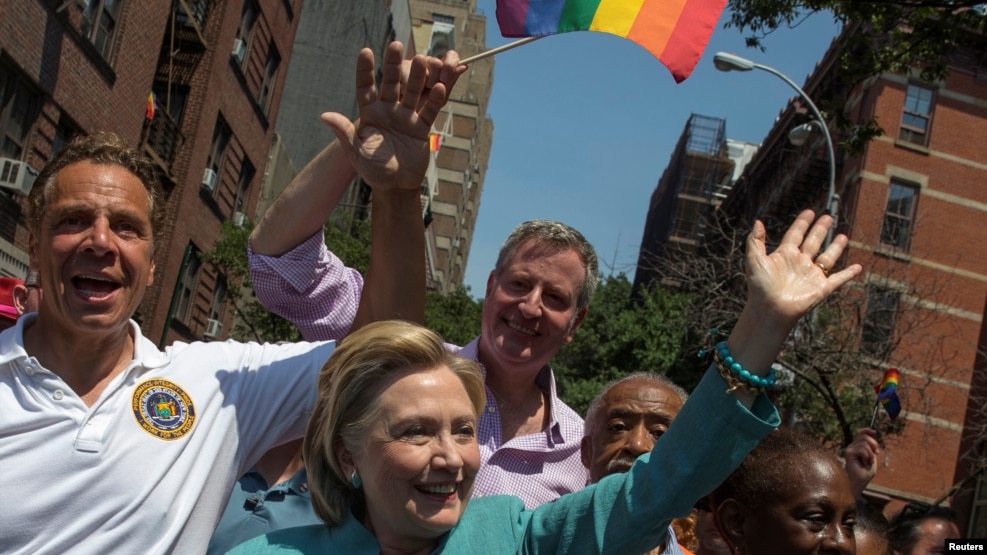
[{"xmin": 713, "ymin": 52, "xmax": 838, "ymax": 247}]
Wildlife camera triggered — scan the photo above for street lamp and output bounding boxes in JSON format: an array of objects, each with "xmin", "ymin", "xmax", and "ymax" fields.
[
  {"xmin": 787, "ymin": 122, "xmax": 821, "ymax": 147},
  {"xmin": 713, "ymin": 52, "xmax": 838, "ymax": 247}
]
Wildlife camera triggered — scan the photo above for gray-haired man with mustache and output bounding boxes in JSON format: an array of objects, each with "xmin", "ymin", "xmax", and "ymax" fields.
[{"xmin": 580, "ymin": 372, "xmax": 690, "ymax": 555}]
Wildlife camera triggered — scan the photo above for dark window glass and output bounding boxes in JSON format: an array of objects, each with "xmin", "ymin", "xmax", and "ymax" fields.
[
  {"xmin": 175, "ymin": 245, "xmax": 201, "ymax": 324},
  {"xmin": 879, "ymin": 181, "xmax": 918, "ymax": 252},
  {"xmin": 81, "ymin": 0, "xmax": 122, "ymax": 60},
  {"xmin": 0, "ymin": 65, "xmax": 40, "ymax": 159},
  {"xmin": 861, "ymin": 287, "xmax": 900, "ymax": 358}
]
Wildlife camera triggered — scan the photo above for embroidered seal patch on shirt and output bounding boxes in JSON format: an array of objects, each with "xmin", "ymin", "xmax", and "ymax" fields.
[{"xmin": 132, "ymin": 379, "xmax": 196, "ymax": 440}]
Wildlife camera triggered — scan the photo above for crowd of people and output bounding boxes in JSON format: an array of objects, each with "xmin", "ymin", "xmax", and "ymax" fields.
[{"xmin": 0, "ymin": 41, "xmax": 967, "ymax": 554}]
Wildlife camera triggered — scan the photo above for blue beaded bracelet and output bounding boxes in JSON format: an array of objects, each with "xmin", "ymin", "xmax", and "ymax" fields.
[{"xmin": 713, "ymin": 342, "xmax": 778, "ymax": 393}]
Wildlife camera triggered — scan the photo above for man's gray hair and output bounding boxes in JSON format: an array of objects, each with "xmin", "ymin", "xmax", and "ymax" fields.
[
  {"xmin": 583, "ymin": 372, "xmax": 689, "ymax": 436},
  {"xmin": 494, "ymin": 220, "xmax": 600, "ymax": 310}
]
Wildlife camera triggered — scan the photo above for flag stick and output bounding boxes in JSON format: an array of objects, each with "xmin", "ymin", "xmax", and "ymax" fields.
[
  {"xmin": 869, "ymin": 402, "xmax": 881, "ymax": 429},
  {"xmin": 460, "ymin": 37, "xmax": 543, "ymax": 65}
]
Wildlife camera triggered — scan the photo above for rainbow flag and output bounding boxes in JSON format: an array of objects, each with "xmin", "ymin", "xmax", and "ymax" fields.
[
  {"xmin": 495, "ymin": 0, "xmax": 727, "ymax": 82},
  {"xmin": 874, "ymin": 368, "xmax": 901, "ymax": 420},
  {"xmin": 146, "ymin": 92, "xmax": 157, "ymax": 120},
  {"xmin": 429, "ymin": 133, "xmax": 442, "ymax": 152}
]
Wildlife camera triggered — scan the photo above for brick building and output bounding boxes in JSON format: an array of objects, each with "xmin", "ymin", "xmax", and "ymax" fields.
[
  {"xmin": 715, "ymin": 30, "xmax": 987, "ymax": 530},
  {"xmin": 0, "ymin": 0, "xmax": 301, "ymax": 345}
]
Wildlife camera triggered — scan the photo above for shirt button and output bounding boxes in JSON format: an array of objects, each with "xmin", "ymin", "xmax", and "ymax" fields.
[
  {"xmin": 24, "ymin": 366, "xmax": 35, "ymax": 375},
  {"xmin": 53, "ymin": 389, "xmax": 65, "ymax": 401},
  {"xmin": 487, "ymin": 406, "xmax": 496, "ymax": 413}
]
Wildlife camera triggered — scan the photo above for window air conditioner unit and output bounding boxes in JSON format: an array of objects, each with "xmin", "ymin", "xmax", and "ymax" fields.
[
  {"xmin": 231, "ymin": 38, "xmax": 246, "ymax": 63},
  {"xmin": 204, "ymin": 318, "xmax": 223, "ymax": 339},
  {"xmin": 0, "ymin": 157, "xmax": 39, "ymax": 196},
  {"xmin": 201, "ymin": 168, "xmax": 217, "ymax": 193},
  {"xmin": 232, "ymin": 211, "xmax": 247, "ymax": 228}
]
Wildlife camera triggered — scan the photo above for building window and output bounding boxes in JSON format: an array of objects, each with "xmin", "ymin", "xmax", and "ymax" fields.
[
  {"xmin": 898, "ymin": 83, "xmax": 935, "ymax": 146},
  {"xmin": 0, "ymin": 64, "xmax": 40, "ymax": 159},
  {"xmin": 433, "ymin": 13, "xmax": 454, "ymax": 24},
  {"xmin": 147, "ymin": 84, "xmax": 188, "ymax": 167},
  {"xmin": 879, "ymin": 180, "xmax": 919, "ymax": 252},
  {"xmin": 209, "ymin": 276, "xmax": 227, "ymax": 322},
  {"xmin": 257, "ymin": 44, "xmax": 280, "ymax": 112},
  {"xmin": 861, "ymin": 287, "xmax": 900, "ymax": 358},
  {"xmin": 233, "ymin": 158, "xmax": 254, "ymax": 218},
  {"xmin": 175, "ymin": 245, "xmax": 202, "ymax": 324},
  {"xmin": 237, "ymin": 1, "xmax": 258, "ymax": 42},
  {"xmin": 428, "ymin": 19, "xmax": 456, "ymax": 58},
  {"xmin": 51, "ymin": 118, "xmax": 81, "ymax": 160},
  {"xmin": 204, "ymin": 118, "xmax": 231, "ymax": 195},
  {"xmin": 234, "ymin": 1, "xmax": 258, "ymax": 66},
  {"xmin": 175, "ymin": 0, "xmax": 209, "ymax": 29},
  {"xmin": 81, "ymin": 0, "xmax": 123, "ymax": 60},
  {"xmin": 153, "ymin": 84, "xmax": 188, "ymax": 124},
  {"xmin": 0, "ymin": 193, "xmax": 20, "ymax": 242}
]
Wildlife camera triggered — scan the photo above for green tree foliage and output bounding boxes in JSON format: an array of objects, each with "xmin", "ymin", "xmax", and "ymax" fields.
[
  {"xmin": 198, "ymin": 220, "xmax": 300, "ymax": 343},
  {"xmin": 551, "ymin": 273, "xmax": 693, "ymax": 416},
  {"xmin": 325, "ymin": 216, "xmax": 370, "ymax": 276},
  {"xmin": 200, "ymin": 216, "xmax": 371, "ymax": 343},
  {"xmin": 425, "ymin": 286, "xmax": 483, "ymax": 346},
  {"xmin": 726, "ymin": 1, "xmax": 986, "ymax": 154},
  {"xmin": 727, "ymin": 1, "xmax": 986, "ymax": 83}
]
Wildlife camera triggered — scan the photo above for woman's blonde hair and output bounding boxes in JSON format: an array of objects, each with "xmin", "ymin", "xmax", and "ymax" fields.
[{"xmin": 304, "ymin": 320, "xmax": 486, "ymax": 526}]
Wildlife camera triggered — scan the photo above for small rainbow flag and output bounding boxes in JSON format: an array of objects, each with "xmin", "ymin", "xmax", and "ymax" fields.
[
  {"xmin": 146, "ymin": 92, "xmax": 157, "ymax": 120},
  {"xmin": 874, "ymin": 368, "xmax": 901, "ymax": 420},
  {"xmin": 495, "ymin": 0, "xmax": 727, "ymax": 82},
  {"xmin": 429, "ymin": 133, "xmax": 442, "ymax": 152}
]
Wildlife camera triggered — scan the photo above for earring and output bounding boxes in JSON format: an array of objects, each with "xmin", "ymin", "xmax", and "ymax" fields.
[{"xmin": 350, "ymin": 469, "xmax": 362, "ymax": 489}]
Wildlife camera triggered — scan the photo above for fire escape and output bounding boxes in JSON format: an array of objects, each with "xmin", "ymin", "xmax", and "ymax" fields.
[
  {"xmin": 669, "ymin": 115, "xmax": 734, "ymax": 251},
  {"xmin": 141, "ymin": 0, "xmax": 211, "ymax": 187}
]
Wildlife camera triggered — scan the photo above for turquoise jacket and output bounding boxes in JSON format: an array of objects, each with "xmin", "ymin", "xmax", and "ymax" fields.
[{"xmin": 229, "ymin": 368, "xmax": 779, "ymax": 554}]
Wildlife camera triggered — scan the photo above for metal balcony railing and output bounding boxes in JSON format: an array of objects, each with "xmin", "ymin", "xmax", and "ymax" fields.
[{"xmin": 143, "ymin": 111, "xmax": 185, "ymax": 176}]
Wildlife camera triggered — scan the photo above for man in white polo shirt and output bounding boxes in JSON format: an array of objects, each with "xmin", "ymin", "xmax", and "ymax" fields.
[{"xmin": 0, "ymin": 42, "xmax": 457, "ymax": 554}]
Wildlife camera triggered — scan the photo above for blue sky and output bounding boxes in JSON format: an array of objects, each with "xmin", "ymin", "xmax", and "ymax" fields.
[{"xmin": 461, "ymin": 1, "xmax": 841, "ymax": 296}]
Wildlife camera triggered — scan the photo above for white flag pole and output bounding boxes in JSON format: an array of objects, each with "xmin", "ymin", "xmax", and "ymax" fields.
[{"xmin": 459, "ymin": 36, "xmax": 543, "ymax": 65}]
